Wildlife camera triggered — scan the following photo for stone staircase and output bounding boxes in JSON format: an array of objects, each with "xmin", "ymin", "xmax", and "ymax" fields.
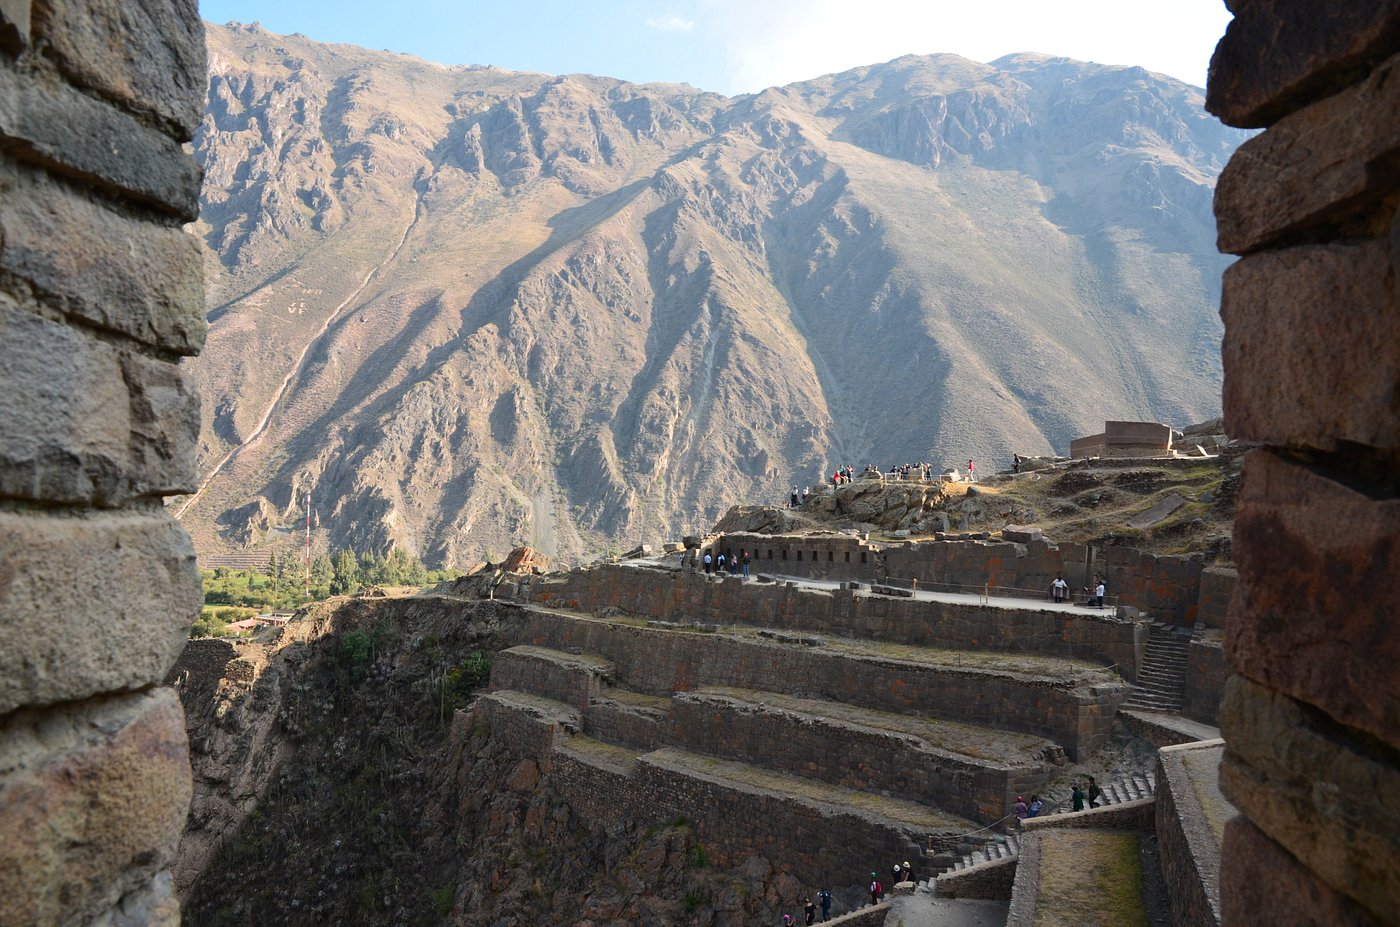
[
  {"xmin": 1122, "ymin": 623, "xmax": 1191, "ymax": 712},
  {"xmin": 924, "ymin": 769, "xmax": 1157, "ymax": 886}
]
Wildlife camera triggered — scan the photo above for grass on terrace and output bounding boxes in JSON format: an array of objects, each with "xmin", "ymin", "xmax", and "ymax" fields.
[{"xmin": 1034, "ymin": 829, "xmax": 1148, "ymax": 927}]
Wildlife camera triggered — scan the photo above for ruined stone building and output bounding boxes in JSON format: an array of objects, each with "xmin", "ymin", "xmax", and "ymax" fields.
[{"xmin": 0, "ymin": 2, "xmax": 1396, "ymax": 925}]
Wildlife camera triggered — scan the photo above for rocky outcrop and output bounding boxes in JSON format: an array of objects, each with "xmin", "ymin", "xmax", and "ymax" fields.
[{"xmin": 180, "ymin": 25, "xmax": 1251, "ymax": 569}]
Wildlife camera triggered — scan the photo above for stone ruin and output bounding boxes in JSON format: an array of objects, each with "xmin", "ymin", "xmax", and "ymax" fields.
[
  {"xmin": 1208, "ymin": 3, "xmax": 1400, "ymax": 924},
  {"xmin": 0, "ymin": 1, "xmax": 207, "ymax": 924},
  {"xmin": 0, "ymin": 2, "xmax": 1396, "ymax": 925}
]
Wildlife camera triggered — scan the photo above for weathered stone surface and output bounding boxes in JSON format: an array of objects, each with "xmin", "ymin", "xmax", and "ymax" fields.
[
  {"xmin": 121, "ymin": 351, "xmax": 201, "ymax": 491},
  {"xmin": 0, "ymin": 164, "xmax": 206, "ymax": 353},
  {"xmin": 1215, "ymin": 51, "xmax": 1400, "ymax": 254},
  {"xmin": 0, "ymin": 0, "xmax": 30, "ymax": 51},
  {"xmin": 1221, "ymin": 817, "xmax": 1380, "ymax": 927},
  {"xmin": 1228, "ymin": 451, "xmax": 1400, "ymax": 745},
  {"xmin": 30, "ymin": 0, "xmax": 205, "ymax": 138},
  {"xmin": 1221, "ymin": 239, "xmax": 1398, "ymax": 450},
  {"xmin": 0, "ymin": 298, "xmax": 200, "ymax": 504},
  {"xmin": 1001, "ymin": 524, "xmax": 1041, "ymax": 543},
  {"xmin": 0, "ymin": 689, "xmax": 192, "ymax": 927},
  {"xmin": 0, "ymin": 64, "xmax": 200, "ymax": 217},
  {"xmin": 1219, "ymin": 676, "xmax": 1400, "ymax": 921},
  {"xmin": 1207, "ymin": 1, "xmax": 1400, "ymax": 128},
  {"xmin": 93, "ymin": 871, "xmax": 180, "ymax": 927},
  {"xmin": 0, "ymin": 508, "xmax": 201, "ymax": 714}
]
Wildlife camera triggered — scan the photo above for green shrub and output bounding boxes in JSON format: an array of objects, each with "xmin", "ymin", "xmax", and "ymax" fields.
[{"xmin": 340, "ymin": 630, "xmax": 372, "ymax": 681}]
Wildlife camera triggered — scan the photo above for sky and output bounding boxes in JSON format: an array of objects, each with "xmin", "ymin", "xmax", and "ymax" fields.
[{"xmin": 197, "ymin": 0, "xmax": 1233, "ymax": 96}]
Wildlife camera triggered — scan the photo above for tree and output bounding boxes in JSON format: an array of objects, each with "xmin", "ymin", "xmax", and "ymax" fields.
[{"xmin": 331, "ymin": 548, "xmax": 361, "ymax": 596}]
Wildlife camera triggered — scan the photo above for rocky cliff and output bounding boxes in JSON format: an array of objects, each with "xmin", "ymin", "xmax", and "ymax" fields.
[{"xmin": 180, "ymin": 23, "xmax": 1251, "ymax": 567}]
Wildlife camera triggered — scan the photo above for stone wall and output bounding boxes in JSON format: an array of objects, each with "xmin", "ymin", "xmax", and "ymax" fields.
[
  {"xmin": 511, "ymin": 607, "xmax": 1127, "ymax": 760},
  {"xmin": 1209, "ymin": 5, "xmax": 1400, "ymax": 926},
  {"xmin": 933, "ymin": 856, "xmax": 1018, "ymax": 900},
  {"xmin": 0, "ymin": 3, "xmax": 207, "ymax": 925},
  {"xmin": 666, "ymin": 691, "xmax": 1048, "ymax": 823},
  {"xmin": 1184, "ymin": 638, "xmax": 1227, "ymax": 726},
  {"xmin": 477, "ymin": 695, "xmax": 926, "ymax": 897},
  {"xmin": 535, "ymin": 564, "xmax": 1146, "ymax": 679},
  {"xmin": 709, "ymin": 534, "xmax": 1207, "ymax": 624},
  {"xmin": 1194, "ymin": 566, "xmax": 1236, "ymax": 630},
  {"xmin": 1155, "ymin": 741, "xmax": 1228, "ymax": 927},
  {"xmin": 488, "ymin": 646, "xmax": 611, "ymax": 711}
]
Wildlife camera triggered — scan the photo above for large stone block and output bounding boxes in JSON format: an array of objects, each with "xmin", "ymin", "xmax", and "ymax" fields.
[
  {"xmin": 1219, "ymin": 677, "xmax": 1397, "ymax": 923},
  {"xmin": 0, "ymin": 508, "xmax": 201, "ymax": 714},
  {"xmin": 0, "ymin": 299, "xmax": 200, "ymax": 504},
  {"xmin": 0, "ymin": 63, "xmax": 200, "ymax": 217},
  {"xmin": 30, "ymin": 0, "xmax": 205, "ymax": 139},
  {"xmin": 0, "ymin": 689, "xmax": 192, "ymax": 927},
  {"xmin": 1207, "ymin": 0, "xmax": 1400, "ymax": 128},
  {"xmin": 1214, "ymin": 50, "xmax": 1400, "ymax": 254},
  {"xmin": 0, "ymin": 163, "xmax": 205, "ymax": 353},
  {"xmin": 1221, "ymin": 817, "xmax": 1379, "ymax": 927},
  {"xmin": 1220, "ymin": 238, "xmax": 1398, "ymax": 451},
  {"xmin": 1228, "ymin": 451, "xmax": 1400, "ymax": 745}
]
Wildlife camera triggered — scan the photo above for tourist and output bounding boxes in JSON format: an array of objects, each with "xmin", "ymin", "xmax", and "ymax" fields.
[
  {"xmin": 1087, "ymin": 776, "xmax": 1103, "ymax": 808},
  {"xmin": 967, "ymin": 459, "xmax": 976, "ymax": 482},
  {"xmin": 790, "ymin": 485, "xmax": 799, "ymax": 508},
  {"xmin": 891, "ymin": 862, "xmax": 902, "ymax": 886},
  {"xmin": 901, "ymin": 861, "xmax": 912, "ymax": 883},
  {"xmin": 1014, "ymin": 795, "xmax": 1028, "ymax": 823},
  {"xmin": 1013, "ymin": 453, "xmax": 1021, "ymax": 473},
  {"xmin": 1052, "ymin": 574, "xmax": 1069, "ymax": 604},
  {"xmin": 1091, "ymin": 577, "xmax": 1106, "ymax": 608},
  {"xmin": 804, "ymin": 898, "xmax": 817, "ymax": 925},
  {"xmin": 818, "ymin": 888, "xmax": 833, "ymax": 921},
  {"xmin": 1072, "ymin": 783, "xmax": 1086, "ymax": 812},
  {"xmin": 729, "ymin": 556, "xmax": 738, "ymax": 576},
  {"xmin": 801, "ymin": 486, "xmax": 810, "ymax": 505},
  {"xmin": 1028, "ymin": 794, "xmax": 1044, "ymax": 817},
  {"xmin": 783, "ymin": 914, "xmax": 793, "ymax": 926},
  {"xmin": 741, "ymin": 549, "xmax": 751, "ymax": 579},
  {"xmin": 868, "ymin": 872, "xmax": 882, "ymax": 906},
  {"xmin": 702, "ymin": 552, "xmax": 712, "ymax": 574},
  {"xmin": 716, "ymin": 552, "xmax": 727, "ymax": 574}
]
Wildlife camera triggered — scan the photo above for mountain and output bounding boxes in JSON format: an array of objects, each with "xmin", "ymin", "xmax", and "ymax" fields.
[{"xmin": 179, "ymin": 22, "xmax": 1250, "ymax": 568}]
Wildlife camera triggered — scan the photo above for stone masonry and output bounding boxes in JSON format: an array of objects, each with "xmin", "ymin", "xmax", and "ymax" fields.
[
  {"xmin": 1209, "ymin": 4, "xmax": 1400, "ymax": 926},
  {"xmin": 0, "ymin": 2, "xmax": 207, "ymax": 925}
]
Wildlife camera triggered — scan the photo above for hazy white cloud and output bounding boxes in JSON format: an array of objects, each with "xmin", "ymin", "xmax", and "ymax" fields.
[
  {"xmin": 646, "ymin": 14, "xmax": 696, "ymax": 32},
  {"xmin": 694, "ymin": 0, "xmax": 1231, "ymax": 94}
]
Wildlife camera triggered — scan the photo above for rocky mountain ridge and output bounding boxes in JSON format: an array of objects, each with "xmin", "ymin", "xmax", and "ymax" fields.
[{"xmin": 180, "ymin": 22, "xmax": 1251, "ymax": 568}]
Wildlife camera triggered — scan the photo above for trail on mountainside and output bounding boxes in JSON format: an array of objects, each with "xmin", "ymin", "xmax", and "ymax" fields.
[{"xmin": 176, "ymin": 182, "xmax": 428, "ymax": 519}]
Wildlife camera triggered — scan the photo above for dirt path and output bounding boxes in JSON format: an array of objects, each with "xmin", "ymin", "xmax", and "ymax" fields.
[{"xmin": 176, "ymin": 185, "xmax": 427, "ymax": 520}]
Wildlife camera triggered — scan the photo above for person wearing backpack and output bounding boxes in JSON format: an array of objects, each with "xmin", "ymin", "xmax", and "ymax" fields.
[
  {"xmin": 817, "ymin": 889, "xmax": 832, "ymax": 921},
  {"xmin": 868, "ymin": 872, "xmax": 881, "ymax": 906}
]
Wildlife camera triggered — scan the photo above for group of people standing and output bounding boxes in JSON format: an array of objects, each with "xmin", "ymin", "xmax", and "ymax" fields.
[
  {"xmin": 779, "ymin": 888, "xmax": 833, "ymax": 924},
  {"xmin": 1013, "ymin": 777, "xmax": 1104, "ymax": 824},
  {"xmin": 700, "ymin": 549, "xmax": 751, "ymax": 579},
  {"xmin": 1050, "ymin": 573, "xmax": 1108, "ymax": 608}
]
